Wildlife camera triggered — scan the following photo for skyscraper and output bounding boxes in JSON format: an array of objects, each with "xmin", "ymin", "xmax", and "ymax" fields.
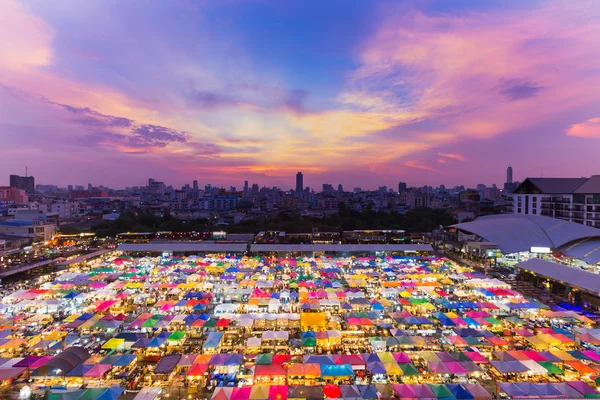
[
  {"xmin": 507, "ymin": 165, "xmax": 513, "ymax": 184},
  {"xmin": 193, "ymin": 180, "xmax": 199, "ymax": 191},
  {"xmin": 296, "ymin": 172, "xmax": 303, "ymax": 192},
  {"xmin": 398, "ymin": 182, "xmax": 407, "ymax": 193},
  {"xmin": 10, "ymin": 174, "xmax": 35, "ymax": 195}
]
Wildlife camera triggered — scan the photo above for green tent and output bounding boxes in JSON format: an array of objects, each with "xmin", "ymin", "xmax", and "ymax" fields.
[
  {"xmin": 537, "ymin": 361, "xmax": 563, "ymax": 374},
  {"xmin": 167, "ymin": 331, "xmax": 185, "ymax": 341},
  {"xmin": 450, "ymin": 352, "xmax": 473, "ymax": 362},
  {"xmin": 302, "ymin": 337, "xmax": 316, "ymax": 347},
  {"xmin": 141, "ymin": 315, "xmax": 163, "ymax": 328},
  {"xmin": 428, "ymin": 384, "xmax": 454, "ymax": 398},
  {"xmin": 256, "ymin": 353, "xmax": 273, "ymax": 365},
  {"xmin": 203, "ymin": 318, "xmax": 218, "ymax": 328},
  {"xmin": 399, "ymin": 363, "xmax": 419, "ymax": 376},
  {"xmin": 484, "ymin": 317, "xmax": 502, "ymax": 325}
]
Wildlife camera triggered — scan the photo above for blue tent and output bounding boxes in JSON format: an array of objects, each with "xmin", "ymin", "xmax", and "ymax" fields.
[
  {"xmin": 114, "ymin": 354, "xmax": 137, "ymax": 367},
  {"xmin": 366, "ymin": 361, "xmax": 387, "ymax": 374},
  {"xmin": 322, "ymin": 364, "xmax": 354, "ymax": 377},
  {"xmin": 446, "ymin": 384, "xmax": 475, "ymax": 400},
  {"xmin": 66, "ymin": 364, "xmax": 93, "ymax": 377}
]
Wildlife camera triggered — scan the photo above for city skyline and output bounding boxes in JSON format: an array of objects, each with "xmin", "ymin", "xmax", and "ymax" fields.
[{"xmin": 2, "ymin": 0, "xmax": 600, "ymax": 189}]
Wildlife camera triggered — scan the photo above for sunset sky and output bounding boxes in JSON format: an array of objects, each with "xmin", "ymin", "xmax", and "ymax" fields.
[{"xmin": 1, "ymin": 0, "xmax": 600, "ymax": 190}]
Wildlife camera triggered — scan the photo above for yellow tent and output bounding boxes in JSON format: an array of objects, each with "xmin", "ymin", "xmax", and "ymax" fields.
[
  {"xmin": 64, "ymin": 314, "xmax": 81, "ymax": 323},
  {"xmin": 102, "ymin": 338, "xmax": 125, "ymax": 349},
  {"xmin": 301, "ymin": 312, "xmax": 326, "ymax": 330},
  {"xmin": 43, "ymin": 331, "xmax": 66, "ymax": 341},
  {"xmin": 249, "ymin": 385, "xmax": 271, "ymax": 400},
  {"xmin": 383, "ymin": 362, "xmax": 403, "ymax": 375}
]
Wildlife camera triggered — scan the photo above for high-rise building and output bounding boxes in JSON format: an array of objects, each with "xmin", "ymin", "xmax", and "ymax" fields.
[
  {"xmin": 504, "ymin": 165, "xmax": 517, "ymax": 192},
  {"xmin": 193, "ymin": 180, "xmax": 199, "ymax": 191},
  {"xmin": 87, "ymin": 183, "xmax": 93, "ymax": 190},
  {"xmin": 296, "ymin": 172, "xmax": 303, "ymax": 193},
  {"xmin": 337, "ymin": 184, "xmax": 343, "ymax": 192},
  {"xmin": 9, "ymin": 174, "xmax": 35, "ymax": 195},
  {"xmin": 398, "ymin": 182, "xmax": 407, "ymax": 193},
  {"xmin": 322, "ymin": 184, "xmax": 333, "ymax": 193}
]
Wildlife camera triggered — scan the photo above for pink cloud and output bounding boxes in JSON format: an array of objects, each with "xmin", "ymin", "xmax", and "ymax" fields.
[
  {"xmin": 404, "ymin": 160, "xmax": 439, "ymax": 172},
  {"xmin": 438, "ymin": 152, "xmax": 466, "ymax": 162},
  {"xmin": 342, "ymin": 0, "xmax": 600, "ymax": 146},
  {"xmin": 566, "ymin": 118, "xmax": 600, "ymax": 138}
]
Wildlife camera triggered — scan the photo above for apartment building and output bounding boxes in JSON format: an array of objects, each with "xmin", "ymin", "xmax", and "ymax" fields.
[{"xmin": 512, "ymin": 176, "xmax": 600, "ymax": 228}]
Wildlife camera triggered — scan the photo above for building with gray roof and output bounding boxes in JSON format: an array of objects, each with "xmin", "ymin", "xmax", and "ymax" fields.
[{"xmin": 512, "ymin": 175, "xmax": 600, "ymax": 228}]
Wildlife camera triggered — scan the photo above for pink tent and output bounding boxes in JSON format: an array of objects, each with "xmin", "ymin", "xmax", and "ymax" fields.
[
  {"xmin": 392, "ymin": 384, "xmax": 418, "ymax": 399},
  {"xmin": 95, "ymin": 299, "xmax": 117, "ymax": 312},
  {"xmin": 522, "ymin": 350, "xmax": 547, "ymax": 362},
  {"xmin": 230, "ymin": 387, "xmax": 251, "ymax": 400},
  {"xmin": 83, "ymin": 363, "xmax": 111, "ymax": 378},
  {"xmin": 268, "ymin": 385, "xmax": 288, "ymax": 400},
  {"xmin": 392, "ymin": 352, "xmax": 412, "ymax": 363},
  {"xmin": 445, "ymin": 361, "xmax": 468, "ymax": 374},
  {"xmin": 464, "ymin": 352, "xmax": 489, "ymax": 363},
  {"xmin": 581, "ymin": 350, "xmax": 600, "ymax": 362}
]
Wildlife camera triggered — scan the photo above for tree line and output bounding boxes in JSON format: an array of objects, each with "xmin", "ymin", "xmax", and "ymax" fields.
[{"xmin": 88, "ymin": 207, "xmax": 457, "ymax": 237}]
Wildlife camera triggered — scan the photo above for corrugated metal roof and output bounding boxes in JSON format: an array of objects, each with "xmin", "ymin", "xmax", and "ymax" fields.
[
  {"xmin": 117, "ymin": 243, "xmax": 432, "ymax": 253},
  {"xmin": 452, "ymin": 214, "xmax": 600, "ymax": 255},
  {"xmin": 250, "ymin": 244, "xmax": 433, "ymax": 252},
  {"xmin": 558, "ymin": 237, "xmax": 600, "ymax": 265},
  {"xmin": 515, "ymin": 258, "xmax": 600, "ymax": 295},
  {"xmin": 117, "ymin": 243, "xmax": 248, "ymax": 252}
]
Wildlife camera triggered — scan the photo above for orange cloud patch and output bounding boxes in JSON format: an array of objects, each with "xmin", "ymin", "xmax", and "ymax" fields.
[{"xmin": 566, "ymin": 118, "xmax": 600, "ymax": 138}]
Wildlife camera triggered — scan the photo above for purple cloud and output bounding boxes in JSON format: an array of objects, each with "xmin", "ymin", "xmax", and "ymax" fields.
[
  {"xmin": 188, "ymin": 91, "xmax": 240, "ymax": 109},
  {"xmin": 283, "ymin": 89, "xmax": 310, "ymax": 114},
  {"xmin": 498, "ymin": 79, "xmax": 544, "ymax": 101}
]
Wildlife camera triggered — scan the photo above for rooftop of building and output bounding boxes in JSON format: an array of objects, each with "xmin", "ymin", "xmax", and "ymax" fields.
[
  {"xmin": 516, "ymin": 258, "xmax": 600, "ymax": 295},
  {"xmin": 513, "ymin": 175, "xmax": 600, "ymax": 194},
  {"xmin": 452, "ymin": 214, "xmax": 600, "ymax": 263}
]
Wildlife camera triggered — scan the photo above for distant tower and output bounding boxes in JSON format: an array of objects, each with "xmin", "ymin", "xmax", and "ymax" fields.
[
  {"xmin": 506, "ymin": 165, "xmax": 513, "ymax": 184},
  {"xmin": 193, "ymin": 180, "xmax": 199, "ymax": 191},
  {"xmin": 296, "ymin": 172, "xmax": 304, "ymax": 192}
]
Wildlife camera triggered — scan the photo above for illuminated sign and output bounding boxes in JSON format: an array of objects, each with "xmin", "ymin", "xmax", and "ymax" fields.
[{"xmin": 530, "ymin": 247, "xmax": 551, "ymax": 254}]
